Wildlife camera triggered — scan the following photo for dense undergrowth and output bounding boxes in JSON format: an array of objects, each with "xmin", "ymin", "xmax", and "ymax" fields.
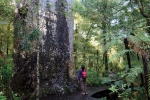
[{"xmin": 0, "ymin": 56, "xmax": 20, "ymax": 100}]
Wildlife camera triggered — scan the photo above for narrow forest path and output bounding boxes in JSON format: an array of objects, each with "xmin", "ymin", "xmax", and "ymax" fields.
[{"xmin": 40, "ymin": 86, "xmax": 110, "ymax": 100}]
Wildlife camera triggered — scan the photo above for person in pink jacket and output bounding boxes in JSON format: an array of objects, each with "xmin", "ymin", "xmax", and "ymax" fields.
[{"xmin": 78, "ymin": 65, "xmax": 88, "ymax": 95}]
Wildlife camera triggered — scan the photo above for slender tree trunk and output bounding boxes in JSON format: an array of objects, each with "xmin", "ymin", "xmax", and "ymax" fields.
[
  {"xmin": 96, "ymin": 50, "xmax": 99, "ymax": 78},
  {"xmin": 6, "ymin": 38, "xmax": 9, "ymax": 56},
  {"xmin": 6, "ymin": 24, "xmax": 11, "ymax": 57},
  {"xmin": 83, "ymin": 45, "xmax": 86, "ymax": 62},
  {"xmin": 104, "ymin": 51, "xmax": 108, "ymax": 71},
  {"xmin": 36, "ymin": 46, "xmax": 40, "ymax": 100},
  {"xmin": 124, "ymin": 38, "xmax": 134, "ymax": 91},
  {"xmin": 124, "ymin": 38, "xmax": 131, "ymax": 69},
  {"xmin": 103, "ymin": 27, "xmax": 108, "ymax": 71}
]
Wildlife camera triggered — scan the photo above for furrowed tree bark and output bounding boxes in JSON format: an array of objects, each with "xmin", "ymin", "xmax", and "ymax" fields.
[{"xmin": 124, "ymin": 38, "xmax": 131, "ymax": 69}]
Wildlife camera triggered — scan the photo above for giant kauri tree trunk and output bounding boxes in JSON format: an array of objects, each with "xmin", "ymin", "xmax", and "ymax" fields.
[{"xmin": 12, "ymin": 0, "xmax": 76, "ymax": 97}]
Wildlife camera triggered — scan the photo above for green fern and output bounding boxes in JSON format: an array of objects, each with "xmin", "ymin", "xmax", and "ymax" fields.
[
  {"xmin": 125, "ymin": 66, "xmax": 143, "ymax": 86},
  {"xmin": 108, "ymin": 50, "xmax": 132, "ymax": 63},
  {"xmin": 0, "ymin": 92, "xmax": 7, "ymax": 100},
  {"xmin": 28, "ymin": 28, "xmax": 41, "ymax": 42}
]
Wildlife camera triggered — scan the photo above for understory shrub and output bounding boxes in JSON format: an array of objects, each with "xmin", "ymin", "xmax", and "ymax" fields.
[
  {"xmin": 86, "ymin": 69, "xmax": 102, "ymax": 86},
  {"xmin": 0, "ymin": 92, "xmax": 7, "ymax": 100}
]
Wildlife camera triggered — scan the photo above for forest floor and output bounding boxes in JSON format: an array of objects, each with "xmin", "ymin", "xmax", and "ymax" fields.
[{"xmin": 40, "ymin": 86, "xmax": 110, "ymax": 100}]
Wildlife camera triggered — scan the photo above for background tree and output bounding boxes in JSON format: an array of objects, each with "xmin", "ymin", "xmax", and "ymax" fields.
[{"xmin": 0, "ymin": 0, "xmax": 18, "ymax": 99}]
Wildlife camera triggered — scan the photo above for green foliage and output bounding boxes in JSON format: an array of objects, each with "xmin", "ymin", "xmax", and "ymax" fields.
[
  {"xmin": 0, "ymin": 57, "xmax": 13, "ymax": 84},
  {"xmin": 125, "ymin": 66, "xmax": 143, "ymax": 86},
  {"xmin": 0, "ymin": 0, "xmax": 15, "ymax": 99},
  {"xmin": 0, "ymin": 92, "xmax": 7, "ymax": 100},
  {"xmin": 0, "ymin": 0, "xmax": 14, "ymax": 22},
  {"xmin": 101, "ymin": 77, "xmax": 112, "ymax": 85},
  {"xmin": 0, "ymin": 56, "xmax": 16, "ymax": 100},
  {"xmin": 86, "ymin": 69, "xmax": 102, "ymax": 86},
  {"xmin": 19, "ymin": 6, "xmax": 28, "ymax": 15},
  {"xmin": 108, "ymin": 50, "xmax": 132, "ymax": 63},
  {"xmin": 109, "ymin": 85, "xmax": 118, "ymax": 92},
  {"xmin": 74, "ymin": 0, "xmax": 150, "ymax": 99},
  {"xmin": 21, "ymin": 28, "xmax": 41, "ymax": 51},
  {"xmin": 118, "ymin": 87, "xmax": 146, "ymax": 100},
  {"xmin": 12, "ymin": 91, "xmax": 20, "ymax": 100},
  {"xmin": 28, "ymin": 28, "xmax": 41, "ymax": 42},
  {"xmin": 100, "ymin": 66, "xmax": 144, "ymax": 99},
  {"xmin": 0, "ymin": 0, "xmax": 14, "ymax": 55},
  {"xmin": 118, "ymin": 88, "xmax": 132, "ymax": 99}
]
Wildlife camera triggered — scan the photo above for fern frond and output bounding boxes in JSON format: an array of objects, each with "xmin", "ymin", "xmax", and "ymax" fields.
[
  {"xmin": 128, "ymin": 35, "xmax": 141, "ymax": 46},
  {"xmin": 136, "ymin": 32, "xmax": 150, "ymax": 42},
  {"xmin": 108, "ymin": 50, "xmax": 132, "ymax": 63},
  {"xmin": 126, "ymin": 66, "xmax": 143, "ymax": 86}
]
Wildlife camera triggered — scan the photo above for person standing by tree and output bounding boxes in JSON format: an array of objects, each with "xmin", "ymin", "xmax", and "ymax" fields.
[{"xmin": 78, "ymin": 65, "xmax": 88, "ymax": 95}]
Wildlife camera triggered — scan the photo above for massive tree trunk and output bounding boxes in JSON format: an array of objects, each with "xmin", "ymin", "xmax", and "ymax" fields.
[{"xmin": 12, "ymin": 0, "xmax": 76, "ymax": 97}]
